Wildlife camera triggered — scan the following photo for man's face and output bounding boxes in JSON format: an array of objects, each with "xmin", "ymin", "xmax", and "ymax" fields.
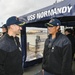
[
  {"xmin": 2, "ymin": 28, "xmax": 7, "ymax": 33},
  {"xmin": 65, "ymin": 31, "xmax": 69, "ymax": 35},
  {"xmin": 47, "ymin": 26, "xmax": 58, "ymax": 35},
  {"xmin": 12, "ymin": 24, "xmax": 22, "ymax": 34}
]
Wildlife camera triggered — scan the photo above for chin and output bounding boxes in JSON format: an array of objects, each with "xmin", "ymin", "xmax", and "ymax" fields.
[{"xmin": 49, "ymin": 32, "xmax": 52, "ymax": 34}]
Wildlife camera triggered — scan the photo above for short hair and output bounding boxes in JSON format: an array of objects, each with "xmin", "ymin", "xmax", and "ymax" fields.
[{"xmin": 65, "ymin": 29, "xmax": 73, "ymax": 34}]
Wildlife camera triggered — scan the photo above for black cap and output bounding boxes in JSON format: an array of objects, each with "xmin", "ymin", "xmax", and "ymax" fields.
[
  {"xmin": 6, "ymin": 16, "xmax": 26, "ymax": 26},
  {"xmin": 45, "ymin": 18, "xmax": 61, "ymax": 27},
  {"xmin": 0, "ymin": 24, "xmax": 7, "ymax": 28}
]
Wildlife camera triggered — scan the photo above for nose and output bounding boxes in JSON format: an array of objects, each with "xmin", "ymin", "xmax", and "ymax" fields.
[{"xmin": 20, "ymin": 27, "xmax": 22, "ymax": 30}]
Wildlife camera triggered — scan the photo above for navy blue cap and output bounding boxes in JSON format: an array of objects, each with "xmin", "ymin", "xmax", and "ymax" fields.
[
  {"xmin": 6, "ymin": 16, "xmax": 25, "ymax": 26},
  {"xmin": 0, "ymin": 24, "xmax": 7, "ymax": 28},
  {"xmin": 45, "ymin": 19, "xmax": 61, "ymax": 27}
]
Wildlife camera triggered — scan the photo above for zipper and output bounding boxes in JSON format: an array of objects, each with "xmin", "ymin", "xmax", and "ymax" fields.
[{"xmin": 14, "ymin": 38, "xmax": 21, "ymax": 51}]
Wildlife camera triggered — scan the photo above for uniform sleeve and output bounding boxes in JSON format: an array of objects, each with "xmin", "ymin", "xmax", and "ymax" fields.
[
  {"xmin": 42, "ymin": 39, "xmax": 49, "ymax": 69},
  {"xmin": 42, "ymin": 42, "xmax": 46, "ymax": 69},
  {"xmin": 61, "ymin": 43, "xmax": 72, "ymax": 75},
  {"xmin": 0, "ymin": 49, "xmax": 7, "ymax": 75}
]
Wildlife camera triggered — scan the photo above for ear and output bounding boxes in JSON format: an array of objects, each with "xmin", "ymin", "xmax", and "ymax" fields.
[
  {"xmin": 56, "ymin": 26, "xmax": 60, "ymax": 30},
  {"xmin": 8, "ymin": 25, "xmax": 13, "ymax": 30}
]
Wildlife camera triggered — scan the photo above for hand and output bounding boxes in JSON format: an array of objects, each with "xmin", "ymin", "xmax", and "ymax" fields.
[{"xmin": 42, "ymin": 69, "xmax": 44, "ymax": 75}]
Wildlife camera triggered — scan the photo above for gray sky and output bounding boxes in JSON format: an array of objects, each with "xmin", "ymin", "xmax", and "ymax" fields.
[{"xmin": 0, "ymin": 0, "xmax": 63, "ymax": 26}]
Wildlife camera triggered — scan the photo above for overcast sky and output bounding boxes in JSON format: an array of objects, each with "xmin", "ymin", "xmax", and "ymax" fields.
[{"xmin": 0, "ymin": 0, "xmax": 63, "ymax": 26}]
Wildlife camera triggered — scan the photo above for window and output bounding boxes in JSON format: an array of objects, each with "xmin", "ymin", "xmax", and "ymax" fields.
[{"xmin": 26, "ymin": 27, "xmax": 47, "ymax": 61}]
